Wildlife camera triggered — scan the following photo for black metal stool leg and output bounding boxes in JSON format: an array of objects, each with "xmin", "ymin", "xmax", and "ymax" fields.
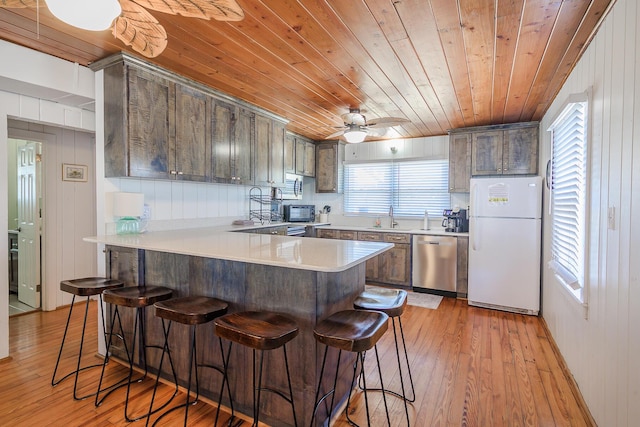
[{"xmin": 215, "ymin": 338, "xmax": 235, "ymax": 427}]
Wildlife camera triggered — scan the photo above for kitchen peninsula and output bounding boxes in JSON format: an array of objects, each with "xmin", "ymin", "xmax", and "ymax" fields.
[{"xmin": 84, "ymin": 226, "xmax": 392, "ymax": 426}]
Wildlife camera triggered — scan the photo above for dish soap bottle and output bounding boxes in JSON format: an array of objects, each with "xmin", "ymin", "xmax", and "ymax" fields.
[{"xmin": 423, "ymin": 210, "xmax": 430, "ymax": 230}]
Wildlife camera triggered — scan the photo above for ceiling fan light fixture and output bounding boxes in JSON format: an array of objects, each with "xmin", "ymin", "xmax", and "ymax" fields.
[
  {"xmin": 45, "ymin": 0, "xmax": 121, "ymax": 31},
  {"xmin": 343, "ymin": 127, "xmax": 367, "ymax": 143}
]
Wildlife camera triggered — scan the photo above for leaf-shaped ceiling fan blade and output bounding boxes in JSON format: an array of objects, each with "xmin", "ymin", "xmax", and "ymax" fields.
[
  {"xmin": 326, "ymin": 129, "xmax": 347, "ymax": 139},
  {"xmin": 113, "ymin": 0, "xmax": 168, "ymax": 58},
  {"xmin": 366, "ymin": 117, "xmax": 410, "ymax": 128},
  {"xmin": 131, "ymin": 0, "xmax": 244, "ymax": 21},
  {"xmin": 0, "ymin": 0, "xmax": 36, "ymax": 7}
]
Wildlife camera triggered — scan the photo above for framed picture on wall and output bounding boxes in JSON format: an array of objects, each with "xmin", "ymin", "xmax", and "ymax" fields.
[{"xmin": 62, "ymin": 163, "xmax": 88, "ymax": 182}]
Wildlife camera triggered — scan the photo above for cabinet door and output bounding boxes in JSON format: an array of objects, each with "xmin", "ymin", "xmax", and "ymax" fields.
[
  {"xmin": 234, "ymin": 108, "xmax": 254, "ymax": 184},
  {"xmin": 254, "ymin": 114, "xmax": 272, "ymax": 185},
  {"xmin": 127, "ymin": 67, "xmax": 175, "ymax": 179},
  {"xmin": 304, "ymin": 142, "xmax": 316, "ymax": 177},
  {"xmin": 175, "ymin": 84, "xmax": 210, "ymax": 181},
  {"xmin": 503, "ymin": 126, "xmax": 538, "ymax": 174},
  {"xmin": 456, "ymin": 236, "xmax": 468, "ymax": 297},
  {"xmin": 449, "ymin": 132, "xmax": 471, "ymax": 192},
  {"xmin": 285, "ymin": 134, "xmax": 296, "ymax": 173},
  {"xmin": 211, "ymin": 100, "xmax": 236, "ymax": 183},
  {"xmin": 271, "ymin": 121, "xmax": 286, "ymax": 187},
  {"xmin": 381, "ymin": 244, "xmax": 411, "ymax": 285},
  {"xmin": 316, "ymin": 143, "xmax": 338, "ymax": 192},
  {"xmin": 295, "ymin": 138, "xmax": 306, "ymax": 175},
  {"xmin": 471, "ymin": 130, "xmax": 503, "ymax": 175}
]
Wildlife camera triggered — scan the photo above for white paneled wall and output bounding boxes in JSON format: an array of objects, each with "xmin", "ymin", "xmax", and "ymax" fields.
[
  {"xmin": 105, "ymin": 177, "xmax": 259, "ymax": 232},
  {"xmin": 539, "ymin": 0, "xmax": 639, "ymax": 425}
]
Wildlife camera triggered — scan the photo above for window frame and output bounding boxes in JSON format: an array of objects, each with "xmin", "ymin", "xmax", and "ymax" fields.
[
  {"xmin": 343, "ymin": 158, "xmax": 450, "ymax": 218},
  {"xmin": 547, "ymin": 92, "xmax": 591, "ymax": 307}
]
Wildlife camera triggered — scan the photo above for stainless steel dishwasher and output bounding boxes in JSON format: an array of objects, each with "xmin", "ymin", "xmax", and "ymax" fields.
[{"xmin": 412, "ymin": 235, "xmax": 457, "ymax": 296}]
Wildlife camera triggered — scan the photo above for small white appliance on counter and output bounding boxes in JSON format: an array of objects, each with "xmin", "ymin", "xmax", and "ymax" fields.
[{"xmin": 468, "ymin": 176, "xmax": 543, "ymax": 315}]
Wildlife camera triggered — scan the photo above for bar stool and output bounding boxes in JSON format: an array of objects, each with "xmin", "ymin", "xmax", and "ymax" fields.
[
  {"xmin": 95, "ymin": 285, "xmax": 177, "ymax": 423},
  {"xmin": 310, "ymin": 309, "xmax": 390, "ymax": 427},
  {"xmin": 214, "ymin": 311, "xmax": 299, "ymax": 427},
  {"xmin": 148, "ymin": 296, "xmax": 231, "ymax": 426},
  {"xmin": 51, "ymin": 277, "xmax": 124, "ymax": 400},
  {"xmin": 354, "ymin": 287, "xmax": 414, "ymax": 425}
]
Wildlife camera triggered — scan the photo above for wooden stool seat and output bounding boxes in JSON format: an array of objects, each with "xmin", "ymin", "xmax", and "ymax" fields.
[
  {"xmin": 102, "ymin": 285, "xmax": 173, "ymax": 308},
  {"xmin": 353, "ymin": 288, "xmax": 407, "ymax": 318},
  {"xmin": 52, "ymin": 277, "xmax": 124, "ymax": 401},
  {"xmin": 314, "ymin": 309, "xmax": 389, "ymax": 353},
  {"xmin": 215, "ymin": 311, "xmax": 299, "ymax": 350},
  {"xmin": 60, "ymin": 277, "xmax": 124, "ymax": 296},
  {"xmin": 154, "ymin": 296, "xmax": 228, "ymax": 325}
]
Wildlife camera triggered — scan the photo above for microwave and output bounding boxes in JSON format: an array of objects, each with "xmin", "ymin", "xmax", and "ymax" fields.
[
  {"xmin": 283, "ymin": 205, "xmax": 315, "ymax": 222},
  {"xmin": 280, "ymin": 173, "xmax": 304, "ymax": 200}
]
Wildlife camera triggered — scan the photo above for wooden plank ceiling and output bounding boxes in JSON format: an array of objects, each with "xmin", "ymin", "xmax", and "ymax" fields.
[{"xmin": 0, "ymin": 0, "xmax": 614, "ymax": 142}]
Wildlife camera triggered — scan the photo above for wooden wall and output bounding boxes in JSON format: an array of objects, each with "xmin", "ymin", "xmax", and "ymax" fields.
[{"xmin": 539, "ymin": 0, "xmax": 639, "ymax": 425}]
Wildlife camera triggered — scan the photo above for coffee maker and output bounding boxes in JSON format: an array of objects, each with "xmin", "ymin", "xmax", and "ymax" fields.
[{"xmin": 442, "ymin": 208, "xmax": 468, "ymax": 232}]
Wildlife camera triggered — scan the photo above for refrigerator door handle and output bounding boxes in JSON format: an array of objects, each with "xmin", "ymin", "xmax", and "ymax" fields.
[{"xmin": 471, "ymin": 217, "xmax": 478, "ymax": 251}]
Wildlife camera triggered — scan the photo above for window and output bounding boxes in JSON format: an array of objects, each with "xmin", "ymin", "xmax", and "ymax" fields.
[
  {"xmin": 344, "ymin": 159, "xmax": 449, "ymax": 217},
  {"xmin": 548, "ymin": 100, "xmax": 587, "ymax": 300}
]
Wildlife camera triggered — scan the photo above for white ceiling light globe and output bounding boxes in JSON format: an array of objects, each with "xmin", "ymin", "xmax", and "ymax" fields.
[{"xmin": 46, "ymin": 0, "xmax": 122, "ymax": 31}]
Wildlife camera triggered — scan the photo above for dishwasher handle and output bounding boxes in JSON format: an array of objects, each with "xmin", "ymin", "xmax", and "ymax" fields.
[{"xmin": 417, "ymin": 240, "xmax": 440, "ymax": 245}]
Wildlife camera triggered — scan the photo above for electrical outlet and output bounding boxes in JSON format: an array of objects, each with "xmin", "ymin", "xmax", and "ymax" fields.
[{"xmin": 608, "ymin": 206, "xmax": 616, "ymax": 230}]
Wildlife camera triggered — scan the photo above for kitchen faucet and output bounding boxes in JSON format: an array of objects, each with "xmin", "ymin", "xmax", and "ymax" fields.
[{"xmin": 389, "ymin": 205, "xmax": 398, "ymax": 228}]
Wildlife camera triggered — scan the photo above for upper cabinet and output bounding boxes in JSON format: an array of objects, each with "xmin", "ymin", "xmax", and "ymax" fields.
[
  {"xmin": 470, "ymin": 122, "xmax": 539, "ymax": 176},
  {"xmin": 254, "ymin": 114, "xmax": 287, "ymax": 187},
  {"xmin": 286, "ymin": 132, "xmax": 316, "ymax": 177},
  {"xmin": 211, "ymin": 101, "xmax": 254, "ymax": 185},
  {"xmin": 448, "ymin": 131, "xmax": 471, "ymax": 192},
  {"xmin": 295, "ymin": 136, "xmax": 316, "ymax": 177},
  {"xmin": 97, "ymin": 53, "xmax": 288, "ymax": 185},
  {"xmin": 316, "ymin": 141, "xmax": 344, "ymax": 193}
]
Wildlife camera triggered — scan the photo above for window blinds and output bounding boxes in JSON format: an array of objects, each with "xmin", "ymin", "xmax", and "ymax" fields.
[
  {"xmin": 344, "ymin": 159, "xmax": 449, "ymax": 217},
  {"xmin": 549, "ymin": 101, "xmax": 586, "ymax": 290}
]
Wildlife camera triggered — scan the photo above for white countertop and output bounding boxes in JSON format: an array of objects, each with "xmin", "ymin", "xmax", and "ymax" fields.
[{"xmin": 84, "ymin": 225, "xmax": 392, "ymax": 273}]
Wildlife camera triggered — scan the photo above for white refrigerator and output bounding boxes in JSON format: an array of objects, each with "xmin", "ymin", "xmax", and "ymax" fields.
[{"xmin": 468, "ymin": 176, "xmax": 543, "ymax": 315}]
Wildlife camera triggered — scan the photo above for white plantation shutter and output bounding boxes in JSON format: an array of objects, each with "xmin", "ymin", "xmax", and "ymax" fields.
[
  {"xmin": 344, "ymin": 159, "xmax": 449, "ymax": 217},
  {"xmin": 549, "ymin": 101, "xmax": 587, "ymax": 290}
]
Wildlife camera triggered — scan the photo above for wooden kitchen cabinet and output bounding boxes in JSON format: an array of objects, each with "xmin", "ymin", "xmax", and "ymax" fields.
[
  {"xmin": 103, "ymin": 63, "xmax": 211, "ymax": 181},
  {"xmin": 255, "ymin": 114, "xmax": 286, "ymax": 187},
  {"xmin": 470, "ymin": 122, "xmax": 539, "ymax": 176},
  {"xmin": 456, "ymin": 236, "xmax": 468, "ymax": 298},
  {"xmin": 295, "ymin": 136, "xmax": 316, "ymax": 177},
  {"xmin": 212, "ymin": 102, "xmax": 254, "ymax": 184},
  {"xmin": 316, "ymin": 141, "xmax": 344, "ymax": 193},
  {"xmin": 358, "ymin": 231, "xmax": 411, "ymax": 287},
  {"xmin": 448, "ymin": 131, "xmax": 471, "ymax": 192},
  {"xmin": 284, "ymin": 133, "xmax": 296, "ymax": 173}
]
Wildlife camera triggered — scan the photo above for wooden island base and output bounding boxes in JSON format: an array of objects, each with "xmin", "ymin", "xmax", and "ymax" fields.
[{"xmin": 105, "ymin": 245, "xmax": 366, "ymax": 427}]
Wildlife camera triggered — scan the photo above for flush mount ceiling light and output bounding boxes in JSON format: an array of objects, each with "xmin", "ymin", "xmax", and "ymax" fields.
[
  {"xmin": 343, "ymin": 124, "xmax": 368, "ymax": 144},
  {"xmin": 46, "ymin": 0, "xmax": 121, "ymax": 31}
]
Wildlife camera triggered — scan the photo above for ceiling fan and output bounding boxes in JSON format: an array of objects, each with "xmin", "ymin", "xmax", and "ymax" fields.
[
  {"xmin": 326, "ymin": 108, "xmax": 410, "ymax": 143},
  {"xmin": 1, "ymin": 0, "xmax": 244, "ymax": 58}
]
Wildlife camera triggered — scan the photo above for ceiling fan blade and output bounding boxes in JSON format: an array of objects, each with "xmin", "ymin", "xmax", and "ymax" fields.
[
  {"xmin": 0, "ymin": 0, "xmax": 36, "ymax": 7},
  {"xmin": 113, "ymin": 1, "xmax": 168, "ymax": 58},
  {"xmin": 326, "ymin": 129, "xmax": 346, "ymax": 139},
  {"xmin": 131, "ymin": 0, "xmax": 244, "ymax": 21},
  {"xmin": 366, "ymin": 117, "xmax": 410, "ymax": 128}
]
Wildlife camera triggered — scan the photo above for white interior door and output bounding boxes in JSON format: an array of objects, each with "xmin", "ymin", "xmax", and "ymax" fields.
[{"xmin": 17, "ymin": 142, "xmax": 41, "ymax": 309}]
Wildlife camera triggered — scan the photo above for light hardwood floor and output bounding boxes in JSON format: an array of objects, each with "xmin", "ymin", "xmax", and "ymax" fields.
[{"xmin": 0, "ymin": 297, "xmax": 594, "ymax": 426}]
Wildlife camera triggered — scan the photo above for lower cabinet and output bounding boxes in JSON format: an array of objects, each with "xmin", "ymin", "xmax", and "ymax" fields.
[
  {"xmin": 318, "ymin": 230, "xmax": 412, "ymax": 287},
  {"xmin": 456, "ymin": 236, "xmax": 469, "ymax": 298}
]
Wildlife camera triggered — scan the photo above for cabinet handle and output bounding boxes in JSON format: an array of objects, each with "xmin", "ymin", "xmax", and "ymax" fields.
[
  {"xmin": 497, "ymin": 168, "xmax": 502, "ymax": 172},
  {"xmin": 170, "ymin": 170, "xmax": 177, "ymax": 175},
  {"xmin": 177, "ymin": 171, "xmax": 184, "ymax": 175}
]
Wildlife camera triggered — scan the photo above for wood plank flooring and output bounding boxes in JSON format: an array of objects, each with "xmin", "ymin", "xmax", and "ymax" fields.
[{"xmin": 0, "ymin": 297, "xmax": 594, "ymax": 426}]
